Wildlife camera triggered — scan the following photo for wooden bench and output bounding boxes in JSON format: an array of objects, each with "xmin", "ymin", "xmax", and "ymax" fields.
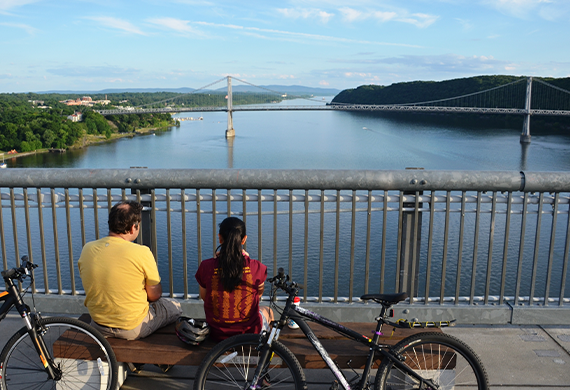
[{"xmin": 78, "ymin": 314, "xmax": 442, "ymax": 369}]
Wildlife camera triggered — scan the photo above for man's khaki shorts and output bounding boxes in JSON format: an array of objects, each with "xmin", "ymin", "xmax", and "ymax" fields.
[{"xmin": 91, "ymin": 298, "xmax": 182, "ymax": 340}]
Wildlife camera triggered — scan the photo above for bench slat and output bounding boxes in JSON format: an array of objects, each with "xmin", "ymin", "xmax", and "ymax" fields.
[{"xmin": 78, "ymin": 314, "xmax": 442, "ymax": 368}]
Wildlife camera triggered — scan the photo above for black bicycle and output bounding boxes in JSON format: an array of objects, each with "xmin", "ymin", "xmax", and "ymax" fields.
[
  {"xmin": 0, "ymin": 256, "xmax": 119, "ymax": 390},
  {"xmin": 194, "ymin": 268, "xmax": 488, "ymax": 390}
]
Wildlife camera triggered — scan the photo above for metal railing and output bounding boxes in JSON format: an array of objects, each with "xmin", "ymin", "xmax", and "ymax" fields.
[{"xmin": 0, "ymin": 169, "xmax": 569, "ymax": 314}]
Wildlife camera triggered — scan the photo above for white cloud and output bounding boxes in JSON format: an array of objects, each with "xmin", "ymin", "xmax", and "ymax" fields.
[
  {"xmin": 278, "ymin": 8, "xmax": 334, "ymax": 23},
  {"xmin": 0, "ymin": 22, "xmax": 37, "ymax": 35},
  {"xmin": 481, "ymin": 0, "xmax": 568, "ymax": 19},
  {"xmin": 85, "ymin": 17, "xmax": 146, "ymax": 35},
  {"xmin": 195, "ymin": 21, "xmax": 423, "ymax": 48},
  {"xmin": 339, "ymin": 7, "xmax": 437, "ymax": 27},
  {"xmin": 147, "ymin": 17, "xmax": 203, "ymax": 36},
  {"xmin": 0, "ymin": 0, "xmax": 39, "ymax": 12},
  {"xmin": 319, "ymin": 80, "xmax": 330, "ymax": 86}
]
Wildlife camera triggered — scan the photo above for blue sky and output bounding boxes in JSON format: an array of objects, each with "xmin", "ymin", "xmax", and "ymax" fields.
[{"xmin": 1, "ymin": 0, "xmax": 569, "ymax": 93}]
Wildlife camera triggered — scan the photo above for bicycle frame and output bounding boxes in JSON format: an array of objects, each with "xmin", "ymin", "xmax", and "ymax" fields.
[
  {"xmin": 255, "ymin": 278, "xmax": 438, "ymax": 390},
  {"xmin": 1, "ymin": 270, "xmax": 62, "ymax": 381}
]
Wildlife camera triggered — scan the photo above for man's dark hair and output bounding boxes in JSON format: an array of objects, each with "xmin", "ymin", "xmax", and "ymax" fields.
[{"xmin": 108, "ymin": 201, "xmax": 143, "ymax": 234}]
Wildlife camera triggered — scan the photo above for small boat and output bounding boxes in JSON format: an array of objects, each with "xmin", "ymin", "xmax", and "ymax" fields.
[{"xmin": 0, "ymin": 154, "xmax": 6, "ymax": 169}]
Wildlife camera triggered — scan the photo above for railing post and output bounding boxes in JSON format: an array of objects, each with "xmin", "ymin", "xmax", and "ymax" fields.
[
  {"xmin": 226, "ymin": 76, "xmax": 235, "ymax": 138},
  {"xmin": 399, "ymin": 169, "xmax": 423, "ymax": 298},
  {"xmin": 520, "ymin": 76, "xmax": 532, "ymax": 144},
  {"xmin": 130, "ymin": 167, "xmax": 156, "ymax": 258}
]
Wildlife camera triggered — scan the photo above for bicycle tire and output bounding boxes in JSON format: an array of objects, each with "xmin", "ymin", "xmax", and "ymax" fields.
[
  {"xmin": 375, "ymin": 332, "xmax": 488, "ymax": 390},
  {"xmin": 0, "ymin": 316, "xmax": 118, "ymax": 390},
  {"xmin": 193, "ymin": 334, "xmax": 307, "ymax": 390}
]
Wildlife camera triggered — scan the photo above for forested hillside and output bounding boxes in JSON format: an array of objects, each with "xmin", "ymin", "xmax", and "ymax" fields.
[
  {"xmin": 0, "ymin": 93, "xmax": 175, "ymax": 152},
  {"xmin": 332, "ymin": 75, "xmax": 570, "ymax": 106}
]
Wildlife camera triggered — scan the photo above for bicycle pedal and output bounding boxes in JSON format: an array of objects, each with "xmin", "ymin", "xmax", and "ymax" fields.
[{"xmin": 329, "ymin": 380, "xmax": 340, "ymax": 390}]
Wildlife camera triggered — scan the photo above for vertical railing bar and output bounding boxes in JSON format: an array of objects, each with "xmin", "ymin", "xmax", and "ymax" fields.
[
  {"xmin": 380, "ymin": 190, "xmax": 388, "ymax": 294},
  {"xmin": 93, "ymin": 188, "xmax": 99, "ymax": 240},
  {"xmin": 79, "ymin": 189, "xmax": 86, "ymax": 247},
  {"xmin": 303, "ymin": 189, "xmax": 309, "ymax": 302},
  {"xmin": 529, "ymin": 193, "xmax": 544, "ymax": 305},
  {"xmin": 470, "ymin": 191, "xmax": 482, "ymax": 303},
  {"xmin": 51, "ymin": 188, "xmax": 62, "ymax": 295},
  {"xmin": 514, "ymin": 193, "xmax": 529, "ymax": 306},
  {"xmin": 318, "ymin": 190, "xmax": 325, "ymax": 302},
  {"xmin": 0, "ymin": 189, "xmax": 8, "ymax": 270},
  {"xmin": 9, "ymin": 188, "xmax": 20, "ymax": 269},
  {"xmin": 151, "ymin": 189, "xmax": 158, "ymax": 260},
  {"xmin": 559, "ymin": 195, "xmax": 570, "ymax": 307},
  {"xmin": 23, "ymin": 188, "xmax": 35, "ymax": 294},
  {"xmin": 107, "ymin": 188, "xmax": 112, "ymax": 212},
  {"xmin": 196, "ymin": 189, "xmax": 202, "ymax": 265},
  {"xmin": 409, "ymin": 191, "xmax": 420, "ymax": 303},
  {"xmin": 0, "ymin": 187, "xmax": 7, "ymax": 271},
  {"xmin": 349, "ymin": 190, "xmax": 356, "ymax": 303},
  {"xmin": 242, "ymin": 189, "xmax": 247, "ymax": 252},
  {"xmin": 499, "ymin": 192, "xmax": 513, "ymax": 302},
  {"xmin": 454, "ymin": 191, "xmax": 466, "ymax": 305},
  {"xmin": 288, "ymin": 189, "xmax": 293, "ymax": 279},
  {"xmin": 65, "ymin": 189, "xmax": 76, "ymax": 295},
  {"xmin": 364, "ymin": 190, "xmax": 372, "ymax": 295},
  {"xmin": 273, "ymin": 189, "xmax": 277, "ymax": 277},
  {"xmin": 212, "ymin": 189, "xmax": 217, "ymax": 257},
  {"xmin": 10, "ymin": 189, "xmax": 21, "ymax": 291},
  {"xmin": 121, "ymin": 189, "xmax": 126, "ymax": 201},
  {"xmin": 543, "ymin": 193, "xmax": 559, "ymax": 306},
  {"xmin": 135, "ymin": 190, "xmax": 142, "ymax": 245},
  {"xmin": 334, "ymin": 190, "xmax": 340, "ymax": 302},
  {"xmin": 258, "ymin": 189, "xmax": 262, "ymax": 263},
  {"xmin": 227, "ymin": 189, "xmax": 231, "ymax": 218},
  {"xmin": 395, "ymin": 191, "xmax": 404, "ymax": 292},
  {"xmin": 181, "ymin": 189, "xmax": 188, "ymax": 299},
  {"xmin": 484, "ymin": 192, "xmax": 497, "ymax": 305},
  {"xmin": 37, "ymin": 188, "xmax": 48, "ymax": 293},
  {"xmin": 424, "ymin": 191, "xmax": 435, "ymax": 304},
  {"xmin": 166, "ymin": 189, "xmax": 173, "ymax": 297},
  {"xmin": 439, "ymin": 191, "xmax": 451, "ymax": 305}
]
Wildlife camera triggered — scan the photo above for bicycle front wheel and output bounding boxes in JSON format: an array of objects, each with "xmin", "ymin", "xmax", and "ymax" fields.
[
  {"xmin": 193, "ymin": 334, "xmax": 307, "ymax": 390},
  {"xmin": 0, "ymin": 316, "xmax": 118, "ymax": 390},
  {"xmin": 375, "ymin": 332, "xmax": 488, "ymax": 390}
]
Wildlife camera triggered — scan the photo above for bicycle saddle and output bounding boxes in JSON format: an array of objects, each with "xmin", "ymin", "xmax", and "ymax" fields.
[{"xmin": 360, "ymin": 292, "xmax": 408, "ymax": 305}]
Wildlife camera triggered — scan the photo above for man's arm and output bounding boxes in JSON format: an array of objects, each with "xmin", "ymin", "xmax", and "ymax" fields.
[{"xmin": 146, "ymin": 283, "xmax": 162, "ymax": 302}]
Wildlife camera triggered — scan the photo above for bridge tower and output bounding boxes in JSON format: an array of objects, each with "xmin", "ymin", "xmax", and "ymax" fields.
[
  {"xmin": 520, "ymin": 76, "xmax": 532, "ymax": 144},
  {"xmin": 226, "ymin": 76, "xmax": 235, "ymax": 138}
]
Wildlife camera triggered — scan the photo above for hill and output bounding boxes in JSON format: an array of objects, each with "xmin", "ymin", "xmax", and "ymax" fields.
[{"xmin": 331, "ymin": 75, "xmax": 570, "ymax": 105}]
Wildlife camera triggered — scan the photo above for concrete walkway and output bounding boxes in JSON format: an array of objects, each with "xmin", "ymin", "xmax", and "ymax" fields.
[{"xmin": 1, "ymin": 313, "xmax": 569, "ymax": 389}]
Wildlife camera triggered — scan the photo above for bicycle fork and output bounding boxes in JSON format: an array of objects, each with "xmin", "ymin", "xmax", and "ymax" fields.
[{"xmin": 19, "ymin": 310, "xmax": 62, "ymax": 381}]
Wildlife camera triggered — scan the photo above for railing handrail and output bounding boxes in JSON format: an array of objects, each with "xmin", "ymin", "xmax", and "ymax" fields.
[{"xmin": 2, "ymin": 168, "xmax": 570, "ymax": 192}]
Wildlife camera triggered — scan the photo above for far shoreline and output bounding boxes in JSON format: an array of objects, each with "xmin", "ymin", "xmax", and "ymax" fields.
[{"xmin": 2, "ymin": 123, "xmax": 175, "ymax": 162}]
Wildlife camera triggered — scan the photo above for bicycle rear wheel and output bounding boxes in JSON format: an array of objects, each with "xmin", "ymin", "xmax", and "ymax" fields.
[
  {"xmin": 193, "ymin": 334, "xmax": 307, "ymax": 390},
  {"xmin": 375, "ymin": 332, "xmax": 488, "ymax": 390},
  {"xmin": 0, "ymin": 316, "xmax": 118, "ymax": 390}
]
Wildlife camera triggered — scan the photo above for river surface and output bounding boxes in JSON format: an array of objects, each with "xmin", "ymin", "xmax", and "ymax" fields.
[
  {"xmin": 10, "ymin": 97, "xmax": 570, "ymax": 171},
  {"xmin": 6, "ymin": 98, "xmax": 570, "ymax": 299}
]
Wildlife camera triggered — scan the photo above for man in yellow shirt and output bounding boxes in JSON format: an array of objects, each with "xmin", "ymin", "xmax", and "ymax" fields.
[{"xmin": 78, "ymin": 200, "xmax": 181, "ymax": 340}]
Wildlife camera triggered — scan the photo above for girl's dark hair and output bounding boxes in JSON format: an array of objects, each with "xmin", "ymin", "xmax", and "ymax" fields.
[{"xmin": 217, "ymin": 217, "xmax": 247, "ymax": 292}]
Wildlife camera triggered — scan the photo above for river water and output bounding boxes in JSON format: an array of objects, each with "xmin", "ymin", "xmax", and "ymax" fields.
[
  {"xmin": 7, "ymin": 98, "xmax": 570, "ymax": 299},
  {"xmin": 10, "ymin": 98, "xmax": 570, "ymax": 171}
]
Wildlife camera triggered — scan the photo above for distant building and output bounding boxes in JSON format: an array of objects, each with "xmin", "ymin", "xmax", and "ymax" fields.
[
  {"xmin": 67, "ymin": 112, "xmax": 83, "ymax": 122},
  {"xmin": 59, "ymin": 96, "xmax": 110, "ymax": 106}
]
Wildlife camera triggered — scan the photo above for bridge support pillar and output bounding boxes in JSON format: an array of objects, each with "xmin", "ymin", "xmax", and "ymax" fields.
[
  {"xmin": 520, "ymin": 77, "xmax": 532, "ymax": 144},
  {"xmin": 226, "ymin": 76, "xmax": 235, "ymax": 138}
]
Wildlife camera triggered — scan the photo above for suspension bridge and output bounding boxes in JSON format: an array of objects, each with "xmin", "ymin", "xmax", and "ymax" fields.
[{"xmin": 96, "ymin": 76, "xmax": 570, "ymax": 143}]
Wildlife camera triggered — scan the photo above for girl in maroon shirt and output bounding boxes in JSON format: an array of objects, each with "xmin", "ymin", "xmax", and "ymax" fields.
[{"xmin": 195, "ymin": 217, "xmax": 273, "ymax": 340}]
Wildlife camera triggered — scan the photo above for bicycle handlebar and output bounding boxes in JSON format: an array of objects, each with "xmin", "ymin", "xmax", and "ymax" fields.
[
  {"xmin": 268, "ymin": 267, "xmax": 304, "ymax": 293},
  {"xmin": 1, "ymin": 255, "xmax": 38, "ymax": 280}
]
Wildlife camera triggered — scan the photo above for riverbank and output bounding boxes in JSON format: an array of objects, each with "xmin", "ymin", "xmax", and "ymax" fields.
[{"xmin": 1, "ymin": 124, "xmax": 175, "ymax": 162}]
